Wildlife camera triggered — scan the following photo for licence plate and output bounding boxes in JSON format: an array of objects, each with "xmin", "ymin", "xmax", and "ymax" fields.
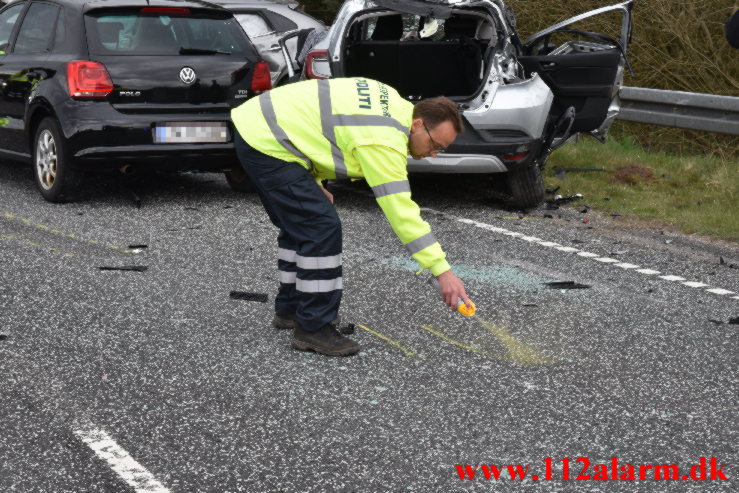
[{"xmin": 153, "ymin": 122, "xmax": 229, "ymax": 143}]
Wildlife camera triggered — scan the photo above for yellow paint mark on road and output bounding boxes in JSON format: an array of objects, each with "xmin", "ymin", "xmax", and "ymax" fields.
[
  {"xmin": 420, "ymin": 325, "xmax": 489, "ymax": 357},
  {"xmin": 2, "ymin": 211, "xmax": 133, "ymax": 254},
  {"xmin": 476, "ymin": 317, "xmax": 557, "ymax": 366},
  {"xmin": 1, "ymin": 233, "xmax": 76, "ymax": 257},
  {"xmin": 357, "ymin": 324, "xmax": 421, "ymax": 360}
]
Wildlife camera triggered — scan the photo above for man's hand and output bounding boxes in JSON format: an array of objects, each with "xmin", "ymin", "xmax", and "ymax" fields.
[
  {"xmin": 320, "ymin": 185, "xmax": 334, "ymax": 204},
  {"xmin": 436, "ymin": 270, "xmax": 472, "ymax": 312}
]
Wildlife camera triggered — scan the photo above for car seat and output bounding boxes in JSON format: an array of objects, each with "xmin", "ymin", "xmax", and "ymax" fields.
[
  {"xmin": 371, "ymin": 15, "xmax": 403, "ymax": 40},
  {"xmin": 133, "ymin": 18, "xmax": 178, "ymax": 52}
]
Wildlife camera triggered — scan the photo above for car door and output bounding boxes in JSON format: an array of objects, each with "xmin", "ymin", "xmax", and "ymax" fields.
[
  {"xmin": 518, "ymin": 0, "xmax": 634, "ymax": 140},
  {"xmin": 233, "ymin": 10, "xmax": 297, "ymax": 85},
  {"xmin": 0, "ymin": 1, "xmax": 27, "ymax": 157},
  {"xmin": 0, "ymin": 0, "xmax": 60, "ymax": 157}
]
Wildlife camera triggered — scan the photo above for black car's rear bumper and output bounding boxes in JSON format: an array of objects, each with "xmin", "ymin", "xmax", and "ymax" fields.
[
  {"xmin": 57, "ymin": 103, "xmax": 240, "ymax": 171},
  {"xmin": 72, "ymin": 143, "xmax": 239, "ymax": 171}
]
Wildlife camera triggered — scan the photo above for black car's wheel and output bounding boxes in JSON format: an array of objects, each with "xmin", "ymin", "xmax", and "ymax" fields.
[
  {"xmin": 33, "ymin": 118, "xmax": 82, "ymax": 202},
  {"xmin": 506, "ymin": 164, "xmax": 545, "ymax": 209},
  {"xmin": 224, "ymin": 166, "xmax": 255, "ymax": 193}
]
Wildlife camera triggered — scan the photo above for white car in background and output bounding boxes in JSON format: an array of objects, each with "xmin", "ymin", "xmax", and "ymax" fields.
[
  {"xmin": 302, "ymin": 0, "xmax": 635, "ymax": 208},
  {"xmin": 215, "ymin": 0, "xmax": 326, "ymax": 86}
]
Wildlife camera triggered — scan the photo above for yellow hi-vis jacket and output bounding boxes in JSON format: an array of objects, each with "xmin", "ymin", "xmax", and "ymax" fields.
[{"xmin": 231, "ymin": 77, "xmax": 450, "ymax": 276}]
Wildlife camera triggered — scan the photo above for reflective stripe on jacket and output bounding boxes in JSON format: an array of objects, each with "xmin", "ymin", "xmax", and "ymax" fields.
[{"xmin": 231, "ymin": 77, "xmax": 450, "ymax": 276}]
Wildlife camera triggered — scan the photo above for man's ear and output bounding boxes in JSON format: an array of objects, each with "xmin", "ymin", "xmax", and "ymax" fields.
[{"xmin": 410, "ymin": 118, "xmax": 423, "ymax": 133}]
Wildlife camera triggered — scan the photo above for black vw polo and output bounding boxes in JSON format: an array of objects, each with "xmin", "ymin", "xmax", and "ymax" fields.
[{"xmin": 0, "ymin": 0, "xmax": 271, "ymax": 201}]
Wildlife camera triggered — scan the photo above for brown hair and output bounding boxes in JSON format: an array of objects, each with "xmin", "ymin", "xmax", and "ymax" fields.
[{"xmin": 412, "ymin": 97, "xmax": 464, "ymax": 134}]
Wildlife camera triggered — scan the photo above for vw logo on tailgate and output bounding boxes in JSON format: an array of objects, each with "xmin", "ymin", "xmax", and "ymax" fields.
[{"xmin": 179, "ymin": 67, "xmax": 196, "ymax": 84}]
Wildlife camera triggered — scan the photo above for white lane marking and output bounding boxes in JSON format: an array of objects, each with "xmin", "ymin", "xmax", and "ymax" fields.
[
  {"xmin": 660, "ymin": 275, "xmax": 687, "ymax": 281},
  {"xmin": 615, "ymin": 263, "xmax": 640, "ymax": 269},
  {"xmin": 683, "ymin": 281, "xmax": 710, "ymax": 288},
  {"xmin": 74, "ymin": 427, "xmax": 170, "ymax": 493},
  {"xmin": 418, "ymin": 207, "xmax": 737, "ymax": 301},
  {"xmin": 707, "ymin": 288, "xmax": 735, "ymax": 295}
]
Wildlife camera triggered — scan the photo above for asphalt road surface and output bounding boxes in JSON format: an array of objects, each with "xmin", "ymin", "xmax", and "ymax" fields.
[{"xmin": 1, "ymin": 160, "xmax": 737, "ymax": 492}]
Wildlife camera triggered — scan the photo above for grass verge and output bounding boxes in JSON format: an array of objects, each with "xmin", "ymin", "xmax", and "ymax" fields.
[{"xmin": 544, "ymin": 136, "xmax": 738, "ymax": 243}]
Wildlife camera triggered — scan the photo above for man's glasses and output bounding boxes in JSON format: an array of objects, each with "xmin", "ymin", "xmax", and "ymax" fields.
[{"xmin": 423, "ymin": 122, "xmax": 446, "ymax": 153}]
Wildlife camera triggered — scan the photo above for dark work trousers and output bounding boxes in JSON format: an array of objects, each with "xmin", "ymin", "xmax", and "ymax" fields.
[{"xmin": 234, "ymin": 131, "xmax": 342, "ymax": 332}]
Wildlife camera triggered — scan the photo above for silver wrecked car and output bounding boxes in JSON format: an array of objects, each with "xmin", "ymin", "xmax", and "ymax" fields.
[
  {"xmin": 302, "ymin": 0, "xmax": 635, "ymax": 208},
  {"xmin": 214, "ymin": 0, "xmax": 326, "ymax": 86}
]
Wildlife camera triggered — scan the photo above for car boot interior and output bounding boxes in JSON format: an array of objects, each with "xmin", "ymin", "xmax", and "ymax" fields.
[{"xmin": 343, "ymin": 13, "xmax": 491, "ymax": 100}]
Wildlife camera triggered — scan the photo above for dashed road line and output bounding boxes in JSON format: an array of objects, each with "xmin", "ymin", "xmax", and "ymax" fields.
[
  {"xmin": 2, "ymin": 211, "xmax": 133, "ymax": 254},
  {"xmin": 421, "ymin": 209, "xmax": 737, "ymax": 301},
  {"xmin": 74, "ymin": 425, "xmax": 170, "ymax": 493}
]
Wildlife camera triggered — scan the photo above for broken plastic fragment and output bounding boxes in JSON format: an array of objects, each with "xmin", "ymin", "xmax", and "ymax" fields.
[
  {"xmin": 0, "ymin": 331, "xmax": 10, "ymax": 341},
  {"xmin": 544, "ymin": 281, "xmax": 591, "ymax": 289},
  {"xmin": 98, "ymin": 266, "xmax": 148, "ymax": 272},
  {"xmin": 230, "ymin": 291, "xmax": 268, "ymax": 303}
]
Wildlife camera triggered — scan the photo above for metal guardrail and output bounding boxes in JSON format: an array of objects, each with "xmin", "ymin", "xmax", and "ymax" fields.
[{"xmin": 618, "ymin": 86, "xmax": 739, "ymax": 136}]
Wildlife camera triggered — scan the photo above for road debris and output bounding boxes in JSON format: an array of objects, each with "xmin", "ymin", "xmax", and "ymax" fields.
[
  {"xmin": 730, "ymin": 317, "xmax": 739, "ymax": 325},
  {"xmin": 545, "ymin": 193, "xmax": 584, "ymax": 210},
  {"xmin": 544, "ymin": 281, "xmax": 591, "ymax": 290},
  {"xmin": 98, "ymin": 266, "xmax": 148, "ymax": 272},
  {"xmin": 719, "ymin": 257, "xmax": 738, "ymax": 269},
  {"xmin": 230, "ymin": 291, "xmax": 268, "ymax": 303},
  {"xmin": 0, "ymin": 330, "xmax": 10, "ymax": 341}
]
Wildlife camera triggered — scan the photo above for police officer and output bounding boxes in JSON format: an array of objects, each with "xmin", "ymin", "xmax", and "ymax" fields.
[{"xmin": 231, "ymin": 77, "xmax": 471, "ymax": 356}]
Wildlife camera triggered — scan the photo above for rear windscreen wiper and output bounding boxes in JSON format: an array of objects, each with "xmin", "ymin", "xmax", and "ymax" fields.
[{"xmin": 179, "ymin": 47, "xmax": 231, "ymax": 55}]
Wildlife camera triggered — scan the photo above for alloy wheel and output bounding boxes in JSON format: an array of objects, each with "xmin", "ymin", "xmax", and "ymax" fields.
[{"xmin": 36, "ymin": 129, "xmax": 57, "ymax": 191}]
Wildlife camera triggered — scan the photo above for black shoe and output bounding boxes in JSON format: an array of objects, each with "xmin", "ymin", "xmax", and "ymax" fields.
[
  {"xmin": 292, "ymin": 324, "xmax": 360, "ymax": 356},
  {"xmin": 273, "ymin": 313, "xmax": 296, "ymax": 330},
  {"xmin": 273, "ymin": 314, "xmax": 340, "ymax": 330}
]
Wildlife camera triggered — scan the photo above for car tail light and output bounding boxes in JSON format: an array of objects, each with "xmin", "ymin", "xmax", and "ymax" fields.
[
  {"xmin": 305, "ymin": 50, "xmax": 331, "ymax": 79},
  {"xmin": 251, "ymin": 61, "xmax": 272, "ymax": 92},
  {"xmin": 503, "ymin": 153, "xmax": 529, "ymax": 162},
  {"xmin": 141, "ymin": 8, "xmax": 190, "ymax": 14},
  {"xmin": 67, "ymin": 61, "xmax": 113, "ymax": 99}
]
